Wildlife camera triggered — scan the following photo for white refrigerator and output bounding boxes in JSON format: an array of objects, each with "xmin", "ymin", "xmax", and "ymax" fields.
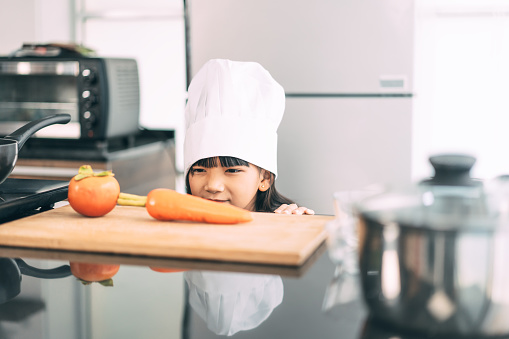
[{"xmin": 187, "ymin": 0, "xmax": 414, "ymax": 215}]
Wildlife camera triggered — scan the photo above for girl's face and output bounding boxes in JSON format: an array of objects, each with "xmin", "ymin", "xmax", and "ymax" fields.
[{"xmin": 188, "ymin": 162, "xmax": 269, "ymax": 211}]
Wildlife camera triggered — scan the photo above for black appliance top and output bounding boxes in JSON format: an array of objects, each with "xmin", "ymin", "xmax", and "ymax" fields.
[{"xmin": 0, "ymin": 178, "xmax": 68, "ymax": 223}]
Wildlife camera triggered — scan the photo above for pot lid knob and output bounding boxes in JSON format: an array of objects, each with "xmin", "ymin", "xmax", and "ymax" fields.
[{"xmin": 421, "ymin": 154, "xmax": 478, "ymax": 187}]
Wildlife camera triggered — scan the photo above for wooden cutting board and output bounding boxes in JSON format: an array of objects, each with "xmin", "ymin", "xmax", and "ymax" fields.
[{"xmin": 0, "ymin": 205, "xmax": 333, "ymax": 266}]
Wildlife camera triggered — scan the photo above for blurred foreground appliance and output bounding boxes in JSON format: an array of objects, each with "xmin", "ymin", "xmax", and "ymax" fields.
[
  {"xmin": 188, "ymin": 0, "xmax": 414, "ymax": 216},
  {"xmin": 0, "ymin": 56, "xmax": 140, "ymax": 140},
  {"xmin": 0, "ymin": 178, "xmax": 68, "ymax": 222}
]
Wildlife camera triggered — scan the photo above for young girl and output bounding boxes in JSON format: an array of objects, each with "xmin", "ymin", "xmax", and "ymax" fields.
[{"xmin": 184, "ymin": 59, "xmax": 314, "ymax": 215}]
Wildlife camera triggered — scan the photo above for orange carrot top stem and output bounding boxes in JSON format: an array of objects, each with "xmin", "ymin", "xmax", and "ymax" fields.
[{"xmin": 117, "ymin": 192, "xmax": 147, "ymax": 207}]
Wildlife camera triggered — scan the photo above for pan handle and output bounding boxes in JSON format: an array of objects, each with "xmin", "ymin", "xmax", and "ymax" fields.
[
  {"xmin": 14, "ymin": 258, "xmax": 72, "ymax": 279},
  {"xmin": 5, "ymin": 114, "xmax": 71, "ymax": 151}
]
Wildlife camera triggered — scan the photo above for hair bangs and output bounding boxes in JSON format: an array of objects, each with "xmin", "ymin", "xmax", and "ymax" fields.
[{"xmin": 192, "ymin": 156, "xmax": 250, "ymax": 169}]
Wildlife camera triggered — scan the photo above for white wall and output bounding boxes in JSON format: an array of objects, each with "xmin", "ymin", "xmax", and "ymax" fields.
[
  {"xmin": 413, "ymin": 0, "xmax": 509, "ymax": 181},
  {"xmin": 1, "ymin": 0, "xmax": 37, "ymax": 55},
  {"xmin": 0, "ymin": 0, "xmax": 71, "ymax": 55}
]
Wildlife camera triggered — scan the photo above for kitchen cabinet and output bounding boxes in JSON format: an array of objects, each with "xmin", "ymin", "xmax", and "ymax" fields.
[{"xmin": 277, "ymin": 97, "xmax": 413, "ymax": 214}]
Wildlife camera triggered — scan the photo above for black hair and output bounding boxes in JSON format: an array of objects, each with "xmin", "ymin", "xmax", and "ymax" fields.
[{"xmin": 185, "ymin": 156, "xmax": 295, "ymax": 212}]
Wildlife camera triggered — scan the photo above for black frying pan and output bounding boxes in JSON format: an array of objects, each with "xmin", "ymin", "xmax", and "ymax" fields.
[{"xmin": 0, "ymin": 114, "xmax": 71, "ymax": 185}]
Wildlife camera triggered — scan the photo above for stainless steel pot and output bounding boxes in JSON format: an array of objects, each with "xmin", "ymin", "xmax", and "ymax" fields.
[{"xmin": 356, "ymin": 154, "xmax": 509, "ymax": 337}]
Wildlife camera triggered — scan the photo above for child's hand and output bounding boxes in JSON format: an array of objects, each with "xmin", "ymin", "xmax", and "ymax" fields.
[{"xmin": 274, "ymin": 204, "xmax": 315, "ymax": 215}]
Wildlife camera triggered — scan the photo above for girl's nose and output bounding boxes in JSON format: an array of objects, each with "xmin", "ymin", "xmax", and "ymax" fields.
[{"xmin": 204, "ymin": 174, "xmax": 224, "ymax": 193}]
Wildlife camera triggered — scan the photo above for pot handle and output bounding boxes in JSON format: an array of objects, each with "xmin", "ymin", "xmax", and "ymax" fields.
[
  {"xmin": 15, "ymin": 258, "xmax": 71, "ymax": 279},
  {"xmin": 5, "ymin": 114, "xmax": 71, "ymax": 151},
  {"xmin": 421, "ymin": 154, "xmax": 479, "ymax": 187}
]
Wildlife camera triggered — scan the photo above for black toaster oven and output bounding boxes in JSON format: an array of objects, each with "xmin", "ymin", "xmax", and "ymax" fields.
[{"xmin": 0, "ymin": 56, "xmax": 140, "ymax": 140}]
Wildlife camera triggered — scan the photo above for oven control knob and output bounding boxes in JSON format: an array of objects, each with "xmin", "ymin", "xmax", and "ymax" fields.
[
  {"xmin": 82, "ymin": 90, "xmax": 97, "ymax": 105},
  {"xmin": 83, "ymin": 111, "xmax": 97, "ymax": 124},
  {"xmin": 82, "ymin": 68, "xmax": 96, "ymax": 84}
]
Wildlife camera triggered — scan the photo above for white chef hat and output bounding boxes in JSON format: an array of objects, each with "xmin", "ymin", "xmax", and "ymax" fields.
[
  {"xmin": 184, "ymin": 59, "xmax": 285, "ymax": 177},
  {"xmin": 184, "ymin": 271, "xmax": 284, "ymax": 336}
]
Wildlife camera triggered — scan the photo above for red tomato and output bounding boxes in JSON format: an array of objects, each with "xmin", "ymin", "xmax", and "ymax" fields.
[
  {"xmin": 70, "ymin": 262, "xmax": 120, "ymax": 283},
  {"xmin": 68, "ymin": 175, "xmax": 120, "ymax": 217},
  {"xmin": 150, "ymin": 267, "xmax": 188, "ymax": 273}
]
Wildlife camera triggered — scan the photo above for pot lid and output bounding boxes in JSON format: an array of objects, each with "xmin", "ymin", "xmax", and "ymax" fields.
[{"xmin": 357, "ymin": 154, "xmax": 507, "ymax": 231}]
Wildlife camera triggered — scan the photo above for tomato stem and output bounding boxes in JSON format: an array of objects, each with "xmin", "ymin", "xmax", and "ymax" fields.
[
  {"xmin": 73, "ymin": 165, "xmax": 115, "ymax": 181},
  {"xmin": 77, "ymin": 278, "xmax": 114, "ymax": 287}
]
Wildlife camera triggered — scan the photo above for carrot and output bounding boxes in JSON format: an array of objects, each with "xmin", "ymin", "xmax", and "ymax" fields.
[{"xmin": 117, "ymin": 189, "xmax": 253, "ymax": 224}]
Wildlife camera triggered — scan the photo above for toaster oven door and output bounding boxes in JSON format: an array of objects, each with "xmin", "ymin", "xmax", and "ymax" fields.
[{"xmin": 0, "ymin": 61, "xmax": 81, "ymax": 138}]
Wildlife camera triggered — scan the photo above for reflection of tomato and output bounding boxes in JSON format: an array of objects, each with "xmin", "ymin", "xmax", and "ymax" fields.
[
  {"xmin": 68, "ymin": 171, "xmax": 120, "ymax": 217},
  {"xmin": 70, "ymin": 262, "xmax": 120, "ymax": 285},
  {"xmin": 150, "ymin": 267, "xmax": 188, "ymax": 273}
]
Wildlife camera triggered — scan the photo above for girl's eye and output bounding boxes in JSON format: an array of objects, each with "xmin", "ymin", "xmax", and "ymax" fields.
[
  {"xmin": 191, "ymin": 168, "xmax": 206, "ymax": 174},
  {"xmin": 226, "ymin": 168, "xmax": 241, "ymax": 173}
]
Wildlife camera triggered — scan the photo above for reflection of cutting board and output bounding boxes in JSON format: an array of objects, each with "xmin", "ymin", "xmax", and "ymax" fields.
[{"xmin": 0, "ymin": 205, "xmax": 332, "ymax": 266}]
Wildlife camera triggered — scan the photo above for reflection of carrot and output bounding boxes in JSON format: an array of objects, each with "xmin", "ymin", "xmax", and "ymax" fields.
[
  {"xmin": 117, "ymin": 189, "xmax": 253, "ymax": 224},
  {"xmin": 150, "ymin": 267, "xmax": 188, "ymax": 273},
  {"xmin": 146, "ymin": 189, "xmax": 253, "ymax": 224}
]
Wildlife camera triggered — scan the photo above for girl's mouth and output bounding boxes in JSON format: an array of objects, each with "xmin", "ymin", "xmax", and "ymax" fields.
[{"xmin": 208, "ymin": 199, "xmax": 229, "ymax": 203}]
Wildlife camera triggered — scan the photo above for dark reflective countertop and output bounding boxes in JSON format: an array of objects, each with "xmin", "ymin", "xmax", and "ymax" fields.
[
  {"xmin": 0, "ymin": 248, "xmax": 368, "ymax": 339},
  {"xmin": 1, "ymin": 247, "xmax": 502, "ymax": 339}
]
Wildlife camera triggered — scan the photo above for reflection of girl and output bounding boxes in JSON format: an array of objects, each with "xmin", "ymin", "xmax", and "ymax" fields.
[
  {"xmin": 184, "ymin": 59, "xmax": 314, "ymax": 215},
  {"xmin": 184, "ymin": 271, "xmax": 283, "ymax": 336}
]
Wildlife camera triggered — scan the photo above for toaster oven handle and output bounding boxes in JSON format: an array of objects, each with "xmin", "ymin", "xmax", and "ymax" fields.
[{"xmin": 0, "ymin": 61, "xmax": 80, "ymax": 76}]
